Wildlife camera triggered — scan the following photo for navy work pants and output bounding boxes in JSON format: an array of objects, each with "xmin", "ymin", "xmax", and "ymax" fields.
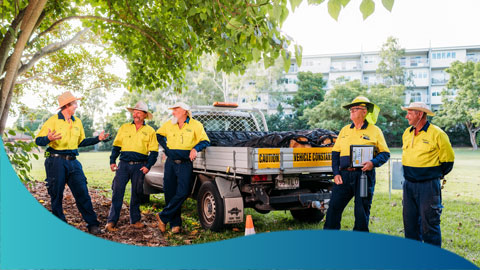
[
  {"xmin": 44, "ymin": 157, "xmax": 99, "ymax": 228},
  {"xmin": 324, "ymin": 170, "xmax": 375, "ymax": 232},
  {"xmin": 403, "ymin": 178, "xmax": 443, "ymax": 247},
  {"xmin": 158, "ymin": 158, "xmax": 193, "ymax": 228},
  {"xmin": 107, "ymin": 160, "xmax": 146, "ymax": 225}
]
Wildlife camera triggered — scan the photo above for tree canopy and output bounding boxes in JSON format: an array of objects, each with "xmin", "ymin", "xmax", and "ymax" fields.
[
  {"xmin": 1, "ymin": 0, "xmax": 394, "ymax": 134},
  {"xmin": 434, "ymin": 61, "xmax": 480, "ymax": 150},
  {"xmin": 302, "ymin": 79, "xmax": 407, "ymax": 145}
]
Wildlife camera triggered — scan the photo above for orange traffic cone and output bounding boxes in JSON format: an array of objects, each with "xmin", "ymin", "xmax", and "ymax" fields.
[{"xmin": 245, "ymin": 215, "xmax": 256, "ymax": 236}]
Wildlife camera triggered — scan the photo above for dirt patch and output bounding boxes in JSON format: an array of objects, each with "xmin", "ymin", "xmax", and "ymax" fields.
[{"xmin": 26, "ymin": 182, "xmax": 168, "ymax": 246}]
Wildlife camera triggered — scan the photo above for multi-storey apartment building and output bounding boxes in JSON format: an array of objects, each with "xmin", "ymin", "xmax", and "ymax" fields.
[{"xmin": 242, "ymin": 45, "xmax": 480, "ymax": 116}]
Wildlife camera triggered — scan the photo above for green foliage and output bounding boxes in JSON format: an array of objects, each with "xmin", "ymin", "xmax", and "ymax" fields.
[
  {"xmin": 13, "ymin": 107, "xmax": 51, "ymax": 132},
  {"xmin": 266, "ymin": 104, "xmax": 297, "ymax": 131},
  {"xmin": 302, "ymin": 80, "xmax": 366, "ymax": 131},
  {"xmin": 359, "ymin": 0, "xmax": 375, "ymax": 20},
  {"xmin": 303, "ymin": 80, "xmax": 407, "ymax": 146},
  {"xmin": 326, "ymin": 0, "xmax": 390, "ymax": 21},
  {"xmin": 3, "ymin": 0, "xmax": 394, "ymax": 95},
  {"xmin": 98, "ymin": 111, "xmax": 129, "ymax": 151},
  {"xmin": 368, "ymin": 84, "xmax": 408, "ymax": 146},
  {"xmin": 376, "ymin": 36, "xmax": 406, "ymax": 86},
  {"xmin": 2, "ymin": 127, "xmax": 40, "ymax": 183},
  {"xmin": 287, "ymin": 71, "xmax": 327, "ymax": 130},
  {"xmin": 77, "ymin": 112, "xmax": 95, "ymax": 152},
  {"xmin": 434, "ymin": 61, "xmax": 480, "ymax": 149}
]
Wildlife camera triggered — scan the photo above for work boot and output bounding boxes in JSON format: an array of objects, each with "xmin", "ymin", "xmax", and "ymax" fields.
[
  {"xmin": 88, "ymin": 225, "xmax": 103, "ymax": 235},
  {"xmin": 105, "ymin": 222, "xmax": 118, "ymax": 232},
  {"xmin": 155, "ymin": 213, "xmax": 166, "ymax": 233},
  {"xmin": 171, "ymin": 226, "xmax": 182, "ymax": 234},
  {"xmin": 131, "ymin": 221, "xmax": 145, "ymax": 229}
]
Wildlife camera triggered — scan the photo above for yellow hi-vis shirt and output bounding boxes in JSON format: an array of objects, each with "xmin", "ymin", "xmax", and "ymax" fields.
[
  {"xmin": 333, "ymin": 121, "xmax": 390, "ymax": 157},
  {"xmin": 36, "ymin": 113, "xmax": 86, "ymax": 151},
  {"xmin": 402, "ymin": 122, "xmax": 454, "ymax": 182},
  {"xmin": 113, "ymin": 123, "xmax": 158, "ymax": 155},
  {"xmin": 156, "ymin": 117, "xmax": 209, "ymax": 150},
  {"xmin": 331, "ymin": 121, "xmax": 390, "ymax": 175}
]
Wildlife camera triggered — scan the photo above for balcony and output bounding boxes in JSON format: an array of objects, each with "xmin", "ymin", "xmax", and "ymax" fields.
[
  {"xmin": 330, "ymin": 64, "xmax": 362, "ymax": 72},
  {"xmin": 431, "ymin": 78, "xmax": 448, "ymax": 85},
  {"xmin": 401, "ymin": 58, "xmax": 429, "ymax": 68},
  {"xmin": 467, "ymin": 55, "xmax": 480, "ymax": 62}
]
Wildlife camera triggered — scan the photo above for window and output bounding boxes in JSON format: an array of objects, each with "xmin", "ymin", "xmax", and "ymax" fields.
[
  {"xmin": 411, "ymin": 92, "xmax": 422, "ymax": 102},
  {"xmin": 447, "ymin": 52, "xmax": 451, "ymax": 58},
  {"xmin": 452, "ymin": 52, "xmax": 456, "ymax": 58},
  {"xmin": 432, "ymin": 53, "xmax": 437, "ymax": 59}
]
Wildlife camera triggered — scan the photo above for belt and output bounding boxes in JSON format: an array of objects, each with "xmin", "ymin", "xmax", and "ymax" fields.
[
  {"xmin": 125, "ymin": 161, "xmax": 146, "ymax": 165},
  {"xmin": 172, "ymin": 159, "xmax": 191, "ymax": 164},
  {"xmin": 48, "ymin": 153, "xmax": 76, "ymax": 160},
  {"xmin": 341, "ymin": 167, "xmax": 361, "ymax": 172}
]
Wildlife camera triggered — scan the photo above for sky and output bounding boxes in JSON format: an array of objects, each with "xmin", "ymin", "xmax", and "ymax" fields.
[
  {"xmin": 281, "ymin": 0, "xmax": 480, "ymax": 55},
  {"xmin": 9, "ymin": 0, "xmax": 480, "ymax": 127}
]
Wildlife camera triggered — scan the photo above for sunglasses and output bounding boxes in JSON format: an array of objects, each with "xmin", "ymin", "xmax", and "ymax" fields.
[{"xmin": 349, "ymin": 107, "xmax": 366, "ymax": 113}]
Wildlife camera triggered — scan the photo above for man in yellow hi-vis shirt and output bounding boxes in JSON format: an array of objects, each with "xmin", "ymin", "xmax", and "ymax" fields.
[
  {"xmin": 401, "ymin": 102, "xmax": 454, "ymax": 247},
  {"xmin": 35, "ymin": 91, "xmax": 109, "ymax": 235},
  {"xmin": 155, "ymin": 102, "xmax": 209, "ymax": 234},
  {"xmin": 324, "ymin": 96, "xmax": 390, "ymax": 232},
  {"xmin": 106, "ymin": 101, "xmax": 159, "ymax": 232}
]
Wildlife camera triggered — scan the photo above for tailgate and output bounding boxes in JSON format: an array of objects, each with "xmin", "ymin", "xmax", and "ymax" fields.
[{"xmin": 254, "ymin": 147, "xmax": 333, "ymax": 174}]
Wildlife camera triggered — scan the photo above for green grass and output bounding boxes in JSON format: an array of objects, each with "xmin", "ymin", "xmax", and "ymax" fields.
[{"xmin": 29, "ymin": 148, "xmax": 480, "ymax": 265}]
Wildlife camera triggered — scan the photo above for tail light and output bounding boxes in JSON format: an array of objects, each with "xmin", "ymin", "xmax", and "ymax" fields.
[{"xmin": 251, "ymin": 175, "xmax": 271, "ymax": 182}]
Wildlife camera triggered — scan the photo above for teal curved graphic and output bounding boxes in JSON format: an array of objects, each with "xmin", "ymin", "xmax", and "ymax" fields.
[{"xmin": 0, "ymin": 139, "xmax": 477, "ymax": 269}]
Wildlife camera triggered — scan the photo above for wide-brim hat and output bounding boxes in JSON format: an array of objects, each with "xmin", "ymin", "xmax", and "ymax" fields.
[
  {"xmin": 401, "ymin": 102, "xmax": 435, "ymax": 116},
  {"xmin": 127, "ymin": 101, "xmax": 153, "ymax": 120},
  {"xmin": 57, "ymin": 91, "xmax": 82, "ymax": 109},
  {"xmin": 169, "ymin": 102, "xmax": 192, "ymax": 118},
  {"xmin": 343, "ymin": 96, "xmax": 380, "ymax": 125}
]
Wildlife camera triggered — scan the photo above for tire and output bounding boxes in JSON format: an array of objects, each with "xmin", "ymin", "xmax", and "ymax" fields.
[
  {"xmin": 290, "ymin": 208, "xmax": 325, "ymax": 223},
  {"xmin": 197, "ymin": 181, "xmax": 225, "ymax": 232}
]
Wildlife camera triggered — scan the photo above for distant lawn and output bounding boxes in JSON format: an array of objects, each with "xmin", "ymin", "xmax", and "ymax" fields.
[{"xmin": 29, "ymin": 148, "xmax": 480, "ymax": 266}]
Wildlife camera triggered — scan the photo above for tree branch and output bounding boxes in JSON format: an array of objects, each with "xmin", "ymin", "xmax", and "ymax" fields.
[
  {"xmin": 31, "ymin": 15, "xmax": 172, "ymax": 57},
  {"xmin": 17, "ymin": 28, "xmax": 90, "ymax": 77},
  {"xmin": 1, "ymin": 0, "xmax": 47, "ymax": 133}
]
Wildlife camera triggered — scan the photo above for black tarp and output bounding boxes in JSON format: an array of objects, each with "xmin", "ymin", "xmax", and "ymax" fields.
[{"xmin": 206, "ymin": 129, "xmax": 337, "ymax": 148}]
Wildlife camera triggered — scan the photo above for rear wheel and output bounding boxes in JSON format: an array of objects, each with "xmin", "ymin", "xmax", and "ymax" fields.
[
  {"xmin": 290, "ymin": 208, "xmax": 325, "ymax": 223},
  {"xmin": 197, "ymin": 181, "xmax": 225, "ymax": 232}
]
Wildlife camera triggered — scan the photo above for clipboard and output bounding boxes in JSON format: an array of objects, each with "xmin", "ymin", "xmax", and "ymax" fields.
[{"xmin": 350, "ymin": 145, "xmax": 375, "ymax": 168}]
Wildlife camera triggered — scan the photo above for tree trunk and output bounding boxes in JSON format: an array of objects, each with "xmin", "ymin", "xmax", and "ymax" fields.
[
  {"xmin": 467, "ymin": 124, "xmax": 479, "ymax": 150},
  {"xmin": 0, "ymin": 0, "xmax": 47, "ymax": 134},
  {"xmin": 0, "ymin": 9, "xmax": 26, "ymax": 75},
  {"xmin": 0, "ymin": 74, "xmax": 16, "ymax": 135}
]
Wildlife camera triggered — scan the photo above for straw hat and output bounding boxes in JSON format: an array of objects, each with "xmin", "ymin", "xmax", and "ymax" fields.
[
  {"xmin": 401, "ymin": 102, "xmax": 435, "ymax": 116},
  {"xmin": 57, "ymin": 91, "xmax": 82, "ymax": 109},
  {"xmin": 169, "ymin": 102, "xmax": 192, "ymax": 118},
  {"xmin": 343, "ymin": 96, "xmax": 380, "ymax": 125},
  {"xmin": 127, "ymin": 101, "xmax": 153, "ymax": 120}
]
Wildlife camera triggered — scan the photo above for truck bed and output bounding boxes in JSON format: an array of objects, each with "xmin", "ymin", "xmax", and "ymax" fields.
[{"xmin": 193, "ymin": 146, "xmax": 333, "ymax": 175}]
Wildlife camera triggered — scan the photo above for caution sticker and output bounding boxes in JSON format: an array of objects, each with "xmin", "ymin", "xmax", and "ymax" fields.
[
  {"xmin": 258, "ymin": 148, "xmax": 281, "ymax": 169},
  {"xmin": 292, "ymin": 148, "xmax": 332, "ymax": 167}
]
